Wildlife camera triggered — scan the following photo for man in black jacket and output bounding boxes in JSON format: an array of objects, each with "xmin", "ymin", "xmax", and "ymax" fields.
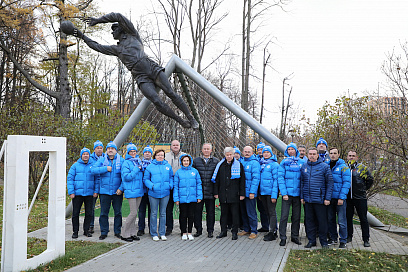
[
  {"xmin": 192, "ymin": 143, "xmax": 220, "ymax": 238},
  {"xmin": 346, "ymin": 150, "xmax": 374, "ymax": 247},
  {"xmin": 214, "ymin": 147, "xmax": 246, "ymax": 240}
]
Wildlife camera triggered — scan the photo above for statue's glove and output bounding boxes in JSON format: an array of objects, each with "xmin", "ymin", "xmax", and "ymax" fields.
[
  {"xmin": 83, "ymin": 17, "xmax": 99, "ymax": 27},
  {"xmin": 73, "ymin": 28, "xmax": 84, "ymax": 39}
]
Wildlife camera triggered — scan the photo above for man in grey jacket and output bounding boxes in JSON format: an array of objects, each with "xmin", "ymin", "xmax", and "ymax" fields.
[{"xmin": 165, "ymin": 140, "xmax": 185, "ymax": 235}]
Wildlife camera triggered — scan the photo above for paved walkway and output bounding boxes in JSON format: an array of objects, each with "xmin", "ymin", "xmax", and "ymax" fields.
[
  {"xmin": 368, "ymin": 193, "xmax": 408, "ymax": 218},
  {"xmin": 28, "ymin": 217, "xmax": 408, "ymax": 272}
]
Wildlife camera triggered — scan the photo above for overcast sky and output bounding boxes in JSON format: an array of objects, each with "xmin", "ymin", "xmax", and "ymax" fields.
[{"xmin": 96, "ymin": 0, "xmax": 408, "ymax": 132}]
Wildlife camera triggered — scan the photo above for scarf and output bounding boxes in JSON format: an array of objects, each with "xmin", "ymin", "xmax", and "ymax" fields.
[
  {"xmin": 260, "ymin": 157, "xmax": 275, "ymax": 171},
  {"xmin": 103, "ymin": 154, "xmax": 121, "ymax": 170},
  {"xmin": 141, "ymin": 158, "xmax": 152, "ymax": 172},
  {"xmin": 283, "ymin": 156, "xmax": 301, "ymax": 170},
  {"xmin": 211, "ymin": 158, "xmax": 241, "ymax": 183},
  {"xmin": 129, "ymin": 156, "xmax": 142, "ymax": 168}
]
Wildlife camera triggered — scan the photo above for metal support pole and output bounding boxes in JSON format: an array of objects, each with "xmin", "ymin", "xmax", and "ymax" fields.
[
  {"xmin": 28, "ymin": 159, "xmax": 49, "ymax": 216},
  {"xmin": 0, "ymin": 140, "xmax": 6, "ymax": 162},
  {"xmin": 113, "ymin": 54, "xmax": 287, "ymax": 154}
]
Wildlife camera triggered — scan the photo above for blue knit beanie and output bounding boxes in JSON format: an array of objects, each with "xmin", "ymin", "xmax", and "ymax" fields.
[
  {"xmin": 262, "ymin": 145, "xmax": 273, "ymax": 155},
  {"xmin": 126, "ymin": 143, "xmax": 137, "ymax": 153},
  {"xmin": 257, "ymin": 142, "xmax": 265, "ymax": 150},
  {"xmin": 143, "ymin": 145, "xmax": 153, "ymax": 154},
  {"xmin": 316, "ymin": 137, "xmax": 328, "ymax": 148},
  {"xmin": 106, "ymin": 141, "xmax": 117, "ymax": 151},
  {"xmin": 93, "ymin": 140, "xmax": 104, "ymax": 150},
  {"xmin": 80, "ymin": 147, "xmax": 91, "ymax": 157},
  {"xmin": 234, "ymin": 146, "xmax": 241, "ymax": 155}
]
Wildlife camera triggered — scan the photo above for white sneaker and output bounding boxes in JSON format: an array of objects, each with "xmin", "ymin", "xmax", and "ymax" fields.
[
  {"xmin": 182, "ymin": 234, "xmax": 188, "ymax": 240},
  {"xmin": 188, "ymin": 234, "xmax": 194, "ymax": 240},
  {"xmin": 152, "ymin": 236, "xmax": 159, "ymax": 241},
  {"xmin": 161, "ymin": 235, "xmax": 167, "ymax": 241}
]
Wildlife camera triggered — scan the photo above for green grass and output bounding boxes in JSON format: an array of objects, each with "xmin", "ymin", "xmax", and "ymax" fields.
[
  {"xmin": 0, "ymin": 186, "xmax": 121, "ymax": 271},
  {"xmin": 284, "ymin": 249, "xmax": 408, "ymax": 272},
  {"xmin": 368, "ymin": 205, "xmax": 408, "ymax": 229},
  {"xmin": 27, "ymin": 239, "xmax": 121, "ymax": 271}
]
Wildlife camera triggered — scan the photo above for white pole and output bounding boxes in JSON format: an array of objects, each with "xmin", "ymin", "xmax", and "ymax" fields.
[{"xmin": 27, "ymin": 159, "xmax": 49, "ymax": 217}]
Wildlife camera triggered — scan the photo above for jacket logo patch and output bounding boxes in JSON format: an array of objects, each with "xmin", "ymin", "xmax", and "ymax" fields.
[
  {"xmin": 267, "ymin": 165, "xmax": 270, "ymax": 168},
  {"xmin": 336, "ymin": 167, "xmax": 340, "ymax": 171},
  {"xmin": 304, "ymin": 169, "xmax": 307, "ymax": 172},
  {"xmin": 246, "ymin": 165, "xmax": 250, "ymax": 169},
  {"xmin": 166, "ymin": 167, "xmax": 170, "ymax": 171},
  {"xmin": 191, "ymin": 172, "xmax": 195, "ymax": 176}
]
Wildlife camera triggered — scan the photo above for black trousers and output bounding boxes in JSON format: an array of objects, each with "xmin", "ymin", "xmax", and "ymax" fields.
[
  {"xmin": 194, "ymin": 198, "xmax": 215, "ymax": 233},
  {"xmin": 346, "ymin": 198, "xmax": 370, "ymax": 242},
  {"xmin": 220, "ymin": 202, "xmax": 240, "ymax": 234},
  {"xmin": 257, "ymin": 197, "xmax": 270, "ymax": 230},
  {"xmin": 179, "ymin": 202, "xmax": 196, "ymax": 233},
  {"xmin": 72, "ymin": 195, "xmax": 93, "ymax": 234},
  {"xmin": 304, "ymin": 202, "xmax": 328, "ymax": 246},
  {"xmin": 138, "ymin": 193, "xmax": 151, "ymax": 231},
  {"xmin": 166, "ymin": 189, "xmax": 174, "ymax": 231}
]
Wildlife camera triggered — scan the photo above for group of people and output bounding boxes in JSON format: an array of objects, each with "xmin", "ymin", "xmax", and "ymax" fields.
[{"xmin": 67, "ymin": 137, "xmax": 373, "ymax": 248}]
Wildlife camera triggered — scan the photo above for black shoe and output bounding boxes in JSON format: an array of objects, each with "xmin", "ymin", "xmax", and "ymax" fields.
[
  {"xmin": 165, "ymin": 229, "xmax": 172, "ymax": 236},
  {"xmin": 83, "ymin": 232, "xmax": 92, "ymax": 237},
  {"xmin": 273, "ymin": 232, "xmax": 278, "ymax": 239},
  {"xmin": 99, "ymin": 235, "xmax": 107, "ymax": 240},
  {"xmin": 305, "ymin": 242, "xmax": 316, "ymax": 248},
  {"xmin": 216, "ymin": 232, "xmax": 227, "ymax": 239},
  {"xmin": 347, "ymin": 236, "xmax": 352, "ymax": 243},
  {"xmin": 89, "ymin": 227, "xmax": 94, "ymax": 234},
  {"xmin": 121, "ymin": 236, "xmax": 133, "ymax": 242},
  {"xmin": 339, "ymin": 242, "xmax": 347, "ymax": 249},
  {"xmin": 291, "ymin": 238, "xmax": 302, "ymax": 245},
  {"xmin": 322, "ymin": 245, "xmax": 330, "ymax": 249},
  {"xmin": 137, "ymin": 230, "xmax": 145, "ymax": 236},
  {"xmin": 257, "ymin": 228, "xmax": 269, "ymax": 233},
  {"xmin": 364, "ymin": 241, "xmax": 371, "ymax": 247},
  {"xmin": 114, "ymin": 233, "xmax": 121, "ymax": 239},
  {"xmin": 132, "ymin": 235, "xmax": 140, "ymax": 241},
  {"xmin": 194, "ymin": 231, "xmax": 202, "ymax": 237},
  {"xmin": 328, "ymin": 239, "xmax": 337, "ymax": 245},
  {"xmin": 279, "ymin": 239, "xmax": 286, "ymax": 246},
  {"xmin": 232, "ymin": 233, "xmax": 238, "ymax": 240},
  {"xmin": 263, "ymin": 232, "xmax": 274, "ymax": 241},
  {"xmin": 72, "ymin": 232, "xmax": 78, "ymax": 239},
  {"xmin": 208, "ymin": 232, "xmax": 213, "ymax": 238}
]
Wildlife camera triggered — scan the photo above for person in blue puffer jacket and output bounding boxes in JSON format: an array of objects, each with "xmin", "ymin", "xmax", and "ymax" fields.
[
  {"xmin": 238, "ymin": 146, "xmax": 261, "ymax": 239},
  {"xmin": 143, "ymin": 149, "xmax": 173, "ymax": 241},
  {"xmin": 278, "ymin": 142, "xmax": 304, "ymax": 246},
  {"xmin": 88, "ymin": 140, "xmax": 106, "ymax": 234},
  {"xmin": 67, "ymin": 147, "xmax": 98, "ymax": 239},
  {"xmin": 326, "ymin": 147, "xmax": 351, "ymax": 248},
  {"xmin": 259, "ymin": 146, "xmax": 280, "ymax": 242},
  {"xmin": 174, "ymin": 154, "xmax": 203, "ymax": 240},
  {"xmin": 118, "ymin": 143, "xmax": 144, "ymax": 242},
  {"xmin": 300, "ymin": 147, "xmax": 334, "ymax": 248},
  {"xmin": 91, "ymin": 141, "xmax": 125, "ymax": 240}
]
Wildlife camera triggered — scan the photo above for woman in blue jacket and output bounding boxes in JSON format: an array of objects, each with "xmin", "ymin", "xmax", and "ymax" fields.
[
  {"xmin": 67, "ymin": 147, "xmax": 98, "ymax": 239},
  {"xmin": 143, "ymin": 149, "xmax": 173, "ymax": 241},
  {"xmin": 259, "ymin": 146, "xmax": 280, "ymax": 241},
  {"xmin": 118, "ymin": 143, "xmax": 144, "ymax": 242},
  {"xmin": 174, "ymin": 154, "xmax": 203, "ymax": 240}
]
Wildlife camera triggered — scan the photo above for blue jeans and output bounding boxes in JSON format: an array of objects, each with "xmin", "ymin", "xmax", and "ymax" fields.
[
  {"xmin": 149, "ymin": 195, "xmax": 170, "ymax": 237},
  {"xmin": 99, "ymin": 194, "xmax": 123, "ymax": 235},
  {"xmin": 328, "ymin": 199, "xmax": 348, "ymax": 243},
  {"xmin": 240, "ymin": 198, "xmax": 258, "ymax": 234}
]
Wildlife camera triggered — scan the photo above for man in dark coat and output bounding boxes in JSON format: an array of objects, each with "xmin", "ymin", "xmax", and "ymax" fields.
[
  {"xmin": 300, "ymin": 147, "xmax": 334, "ymax": 248},
  {"xmin": 192, "ymin": 143, "xmax": 220, "ymax": 238},
  {"xmin": 346, "ymin": 150, "xmax": 374, "ymax": 247},
  {"xmin": 213, "ymin": 147, "xmax": 246, "ymax": 240}
]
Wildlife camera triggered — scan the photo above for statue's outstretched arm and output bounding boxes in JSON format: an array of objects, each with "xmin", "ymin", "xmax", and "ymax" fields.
[
  {"xmin": 86, "ymin": 13, "xmax": 138, "ymax": 37},
  {"xmin": 73, "ymin": 28, "xmax": 117, "ymax": 56}
]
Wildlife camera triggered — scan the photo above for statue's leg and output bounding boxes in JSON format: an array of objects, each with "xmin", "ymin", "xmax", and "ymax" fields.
[
  {"xmin": 155, "ymin": 72, "xmax": 199, "ymax": 129},
  {"xmin": 139, "ymin": 82, "xmax": 191, "ymax": 128}
]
